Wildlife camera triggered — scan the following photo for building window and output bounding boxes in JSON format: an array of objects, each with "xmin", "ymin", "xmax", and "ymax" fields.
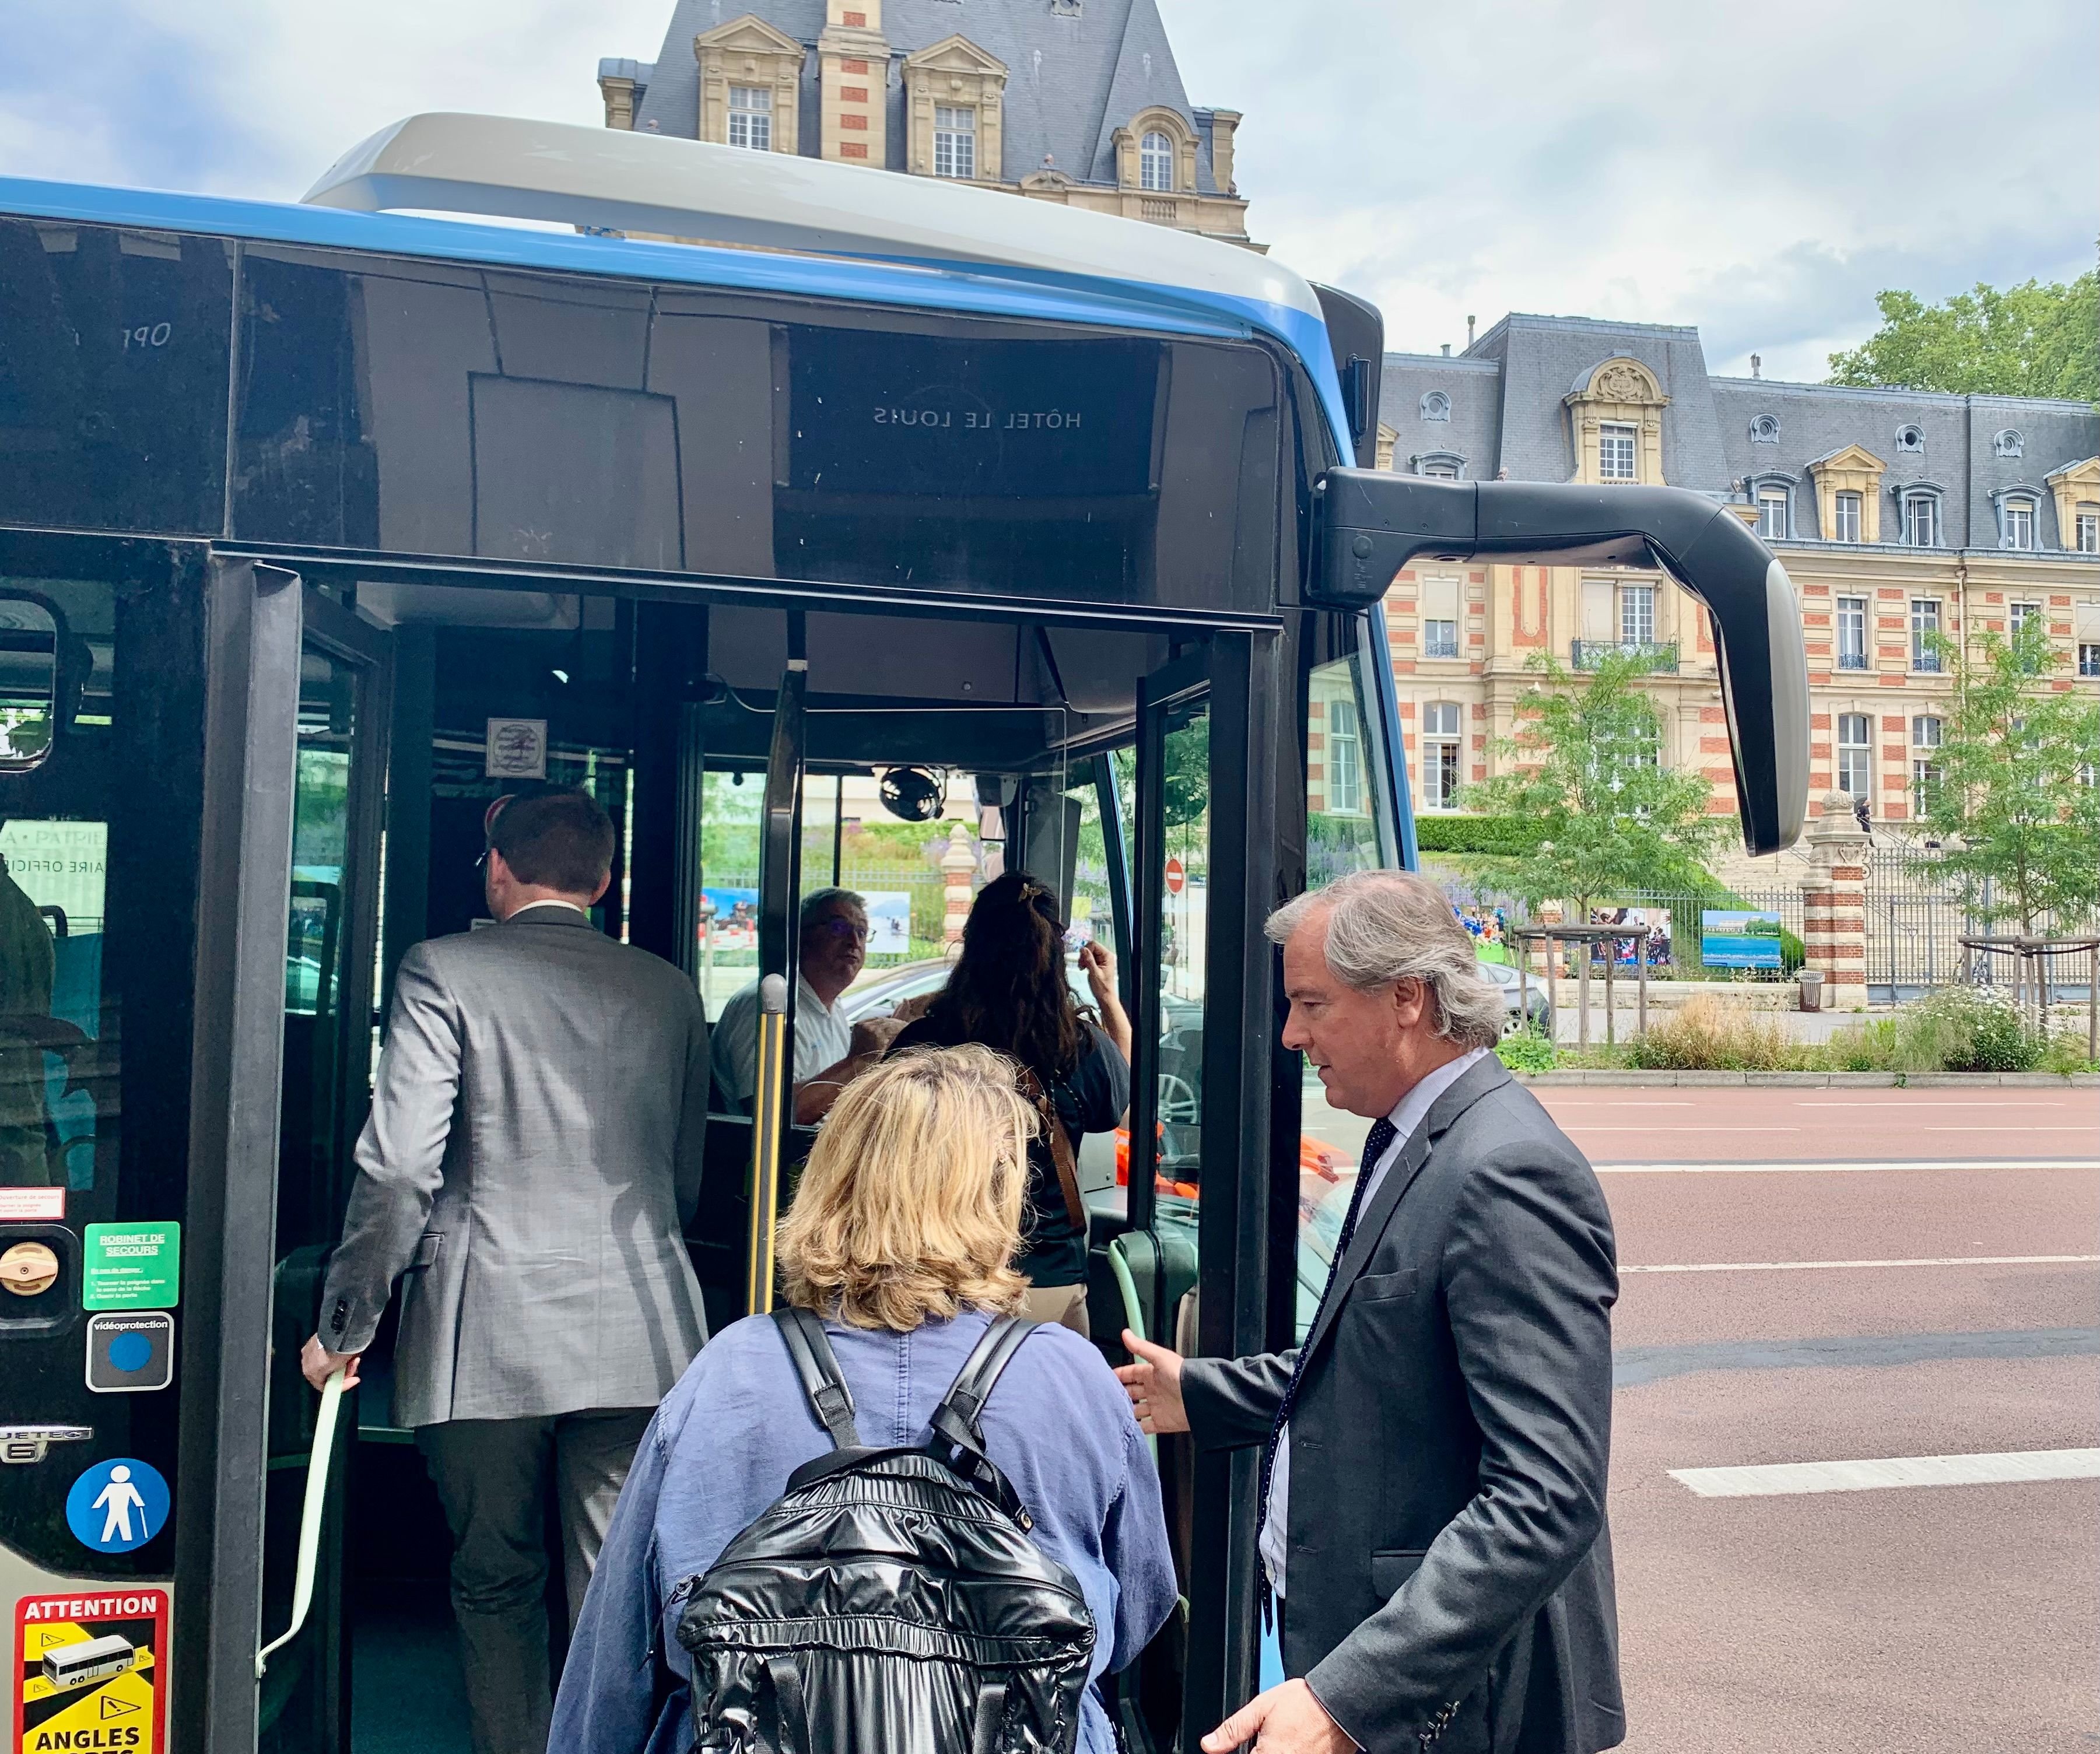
[
  {"xmin": 2081, "ymin": 643, "xmax": 2100, "ymax": 678},
  {"xmin": 1903, "ymin": 490, "xmax": 1941, "ymax": 548},
  {"xmin": 1414, "ymin": 451, "xmax": 1465, "ymax": 480},
  {"xmin": 2000, "ymin": 497, "xmax": 2036, "ymax": 550},
  {"xmin": 1421, "ymin": 576, "xmax": 1460, "ymax": 659},
  {"xmin": 728, "ymin": 84, "xmax": 773, "ymax": 151},
  {"xmin": 1619, "ymin": 583, "xmax": 1656, "ymax": 647},
  {"xmin": 1830, "ymin": 491, "xmax": 1862, "ymax": 543},
  {"xmin": 1421, "ymin": 701, "xmax": 1463, "ymax": 809},
  {"xmin": 934, "ymin": 106, "xmax": 977, "ymax": 179},
  {"xmin": 1749, "ymin": 414, "xmax": 1780, "ymax": 444},
  {"xmin": 1910, "ymin": 599, "xmax": 1941, "ymax": 671},
  {"xmin": 2074, "ymin": 505, "xmax": 2100, "ymax": 553},
  {"xmin": 2009, "ymin": 601, "xmax": 2041, "ymax": 641},
  {"xmin": 1326, "ymin": 699, "xmax": 1362, "ymax": 813},
  {"xmin": 1139, "ymin": 129, "xmax": 1173, "ymax": 192},
  {"xmin": 1993, "ymin": 428, "xmax": 2024, "ymax": 459},
  {"xmin": 1837, "ymin": 712, "xmax": 1872, "ymax": 799},
  {"xmin": 1895, "ymin": 424, "xmax": 1924, "ymax": 454},
  {"xmin": 1911, "ymin": 714, "xmax": 1943, "ymax": 805},
  {"xmin": 1757, "ymin": 486, "xmax": 1790, "ymax": 541},
  {"xmin": 1837, "ymin": 595, "xmax": 1868, "ymax": 669},
  {"xmin": 1598, "ymin": 423, "xmax": 1638, "ymax": 481},
  {"xmin": 1421, "ymin": 390, "xmax": 1451, "ymax": 423}
]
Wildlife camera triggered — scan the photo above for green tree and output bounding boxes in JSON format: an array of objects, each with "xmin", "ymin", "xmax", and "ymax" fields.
[
  {"xmin": 1467, "ymin": 651, "xmax": 1727, "ymax": 913},
  {"xmin": 1910, "ymin": 616, "xmax": 2100, "ymax": 934},
  {"xmin": 1827, "ymin": 272, "xmax": 2099, "ymax": 402}
]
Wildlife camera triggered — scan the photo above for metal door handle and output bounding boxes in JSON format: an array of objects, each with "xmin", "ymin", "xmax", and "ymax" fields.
[
  {"xmin": 0, "ymin": 1425, "xmax": 91, "ymax": 1465},
  {"xmin": 255, "ymin": 1367, "xmax": 346, "ymax": 1677}
]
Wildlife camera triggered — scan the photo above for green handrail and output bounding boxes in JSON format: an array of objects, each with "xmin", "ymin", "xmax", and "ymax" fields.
[{"xmin": 256, "ymin": 1366, "xmax": 346, "ymax": 1678}]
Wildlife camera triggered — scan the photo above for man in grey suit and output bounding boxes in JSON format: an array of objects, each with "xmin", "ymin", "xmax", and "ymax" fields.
[
  {"xmin": 301, "ymin": 787, "xmax": 709, "ymax": 1754},
  {"xmin": 1117, "ymin": 869, "xmax": 1621, "ymax": 1754}
]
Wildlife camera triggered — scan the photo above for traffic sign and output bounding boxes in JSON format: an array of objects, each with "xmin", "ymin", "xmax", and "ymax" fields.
[{"xmin": 1164, "ymin": 857, "xmax": 1185, "ymax": 895}]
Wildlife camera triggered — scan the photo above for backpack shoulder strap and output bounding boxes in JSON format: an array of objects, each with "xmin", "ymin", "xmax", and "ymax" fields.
[
  {"xmin": 772, "ymin": 1307, "xmax": 861, "ymax": 1450},
  {"xmin": 928, "ymin": 1314, "xmax": 1037, "ymax": 1458}
]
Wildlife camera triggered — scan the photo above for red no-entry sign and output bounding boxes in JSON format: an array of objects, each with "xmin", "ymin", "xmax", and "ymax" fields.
[{"xmin": 1164, "ymin": 857, "xmax": 1185, "ymax": 895}]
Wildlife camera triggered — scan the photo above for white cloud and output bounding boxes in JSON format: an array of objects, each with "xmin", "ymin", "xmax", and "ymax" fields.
[{"xmin": 1, "ymin": 0, "xmax": 2090, "ymax": 380}]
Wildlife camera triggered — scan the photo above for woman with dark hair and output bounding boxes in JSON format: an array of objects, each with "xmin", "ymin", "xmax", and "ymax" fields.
[{"xmin": 888, "ymin": 871, "xmax": 1132, "ymax": 1336}]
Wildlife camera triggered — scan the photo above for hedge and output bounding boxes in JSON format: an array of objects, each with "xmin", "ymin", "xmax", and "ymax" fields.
[{"xmin": 1413, "ymin": 815, "xmax": 1547, "ymax": 858}]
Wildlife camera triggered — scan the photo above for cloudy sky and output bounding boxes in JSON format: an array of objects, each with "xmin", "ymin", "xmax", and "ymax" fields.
[{"xmin": 0, "ymin": 0, "xmax": 2090, "ymax": 381}]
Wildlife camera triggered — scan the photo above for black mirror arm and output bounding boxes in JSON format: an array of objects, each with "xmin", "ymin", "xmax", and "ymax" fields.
[{"xmin": 1310, "ymin": 471, "xmax": 1809, "ymax": 857}]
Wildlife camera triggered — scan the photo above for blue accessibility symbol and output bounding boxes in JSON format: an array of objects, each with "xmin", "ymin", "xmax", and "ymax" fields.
[{"xmin": 65, "ymin": 1457, "xmax": 170, "ymax": 1553}]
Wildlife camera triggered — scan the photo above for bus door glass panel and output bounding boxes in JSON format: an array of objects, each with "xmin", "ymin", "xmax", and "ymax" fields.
[
  {"xmin": 1293, "ymin": 652, "xmax": 1394, "ymax": 1337},
  {"xmin": 0, "ymin": 560, "xmax": 201, "ymax": 1584},
  {"xmin": 263, "ymin": 597, "xmax": 389, "ymax": 1753}
]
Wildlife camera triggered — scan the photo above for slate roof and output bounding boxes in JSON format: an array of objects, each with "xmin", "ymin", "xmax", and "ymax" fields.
[
  {"xmin": 619, "ymin": 0, "xmax": 1223, "ymax": 192},
  {"xmin": 1379, "ymin": 314, "xmax": 2100, "ymax": 550}
]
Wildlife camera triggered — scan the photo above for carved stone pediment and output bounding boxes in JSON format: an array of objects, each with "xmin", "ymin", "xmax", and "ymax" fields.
[
  {"xmin": 903, "ymin": 33, "xmax": 1009, "ymax": 80},
  {"xmin": 1566, "ymin": 356, "xmax": 1666, "ymax": 408},
  {"xmin": 695, "ymin": 13, "xmax": 804, "ymax": 60}
]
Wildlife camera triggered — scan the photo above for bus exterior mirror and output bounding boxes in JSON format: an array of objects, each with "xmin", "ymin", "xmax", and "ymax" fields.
[{"xmin": 1310, "ymin": 469, "xmax": 1808, "ymax": 857}]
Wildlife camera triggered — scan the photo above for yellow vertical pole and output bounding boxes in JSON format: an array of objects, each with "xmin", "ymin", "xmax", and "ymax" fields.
[{"xmin": 745, "ymin": 973, "xmax": 790, "ymax": 1315}]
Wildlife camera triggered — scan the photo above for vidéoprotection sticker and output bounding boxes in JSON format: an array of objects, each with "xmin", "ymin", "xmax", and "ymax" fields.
[
  {"xmin": 14, "ymin": 1587, "xmax": 167, "ymax": 1753},
  {"xmin": 84, "ymin": 1314, "xmax": 174, "ymax": 1395},
  {"xmin": 63, "ymin": 1461, "xmax": 169, "ymax": 1556}
]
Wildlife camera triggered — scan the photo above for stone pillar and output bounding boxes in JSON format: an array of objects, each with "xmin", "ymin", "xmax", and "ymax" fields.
[
  {"xmin": 941, "ymin": 820, "xmax": 976, "ymax": 945},
  {"xmin": 1800, "ymin": 789, "xmax": 1869, "ymax": 1009},
  {"xmin": 819, "ymin": 0, "xmax": 889, "ymax": 166}
]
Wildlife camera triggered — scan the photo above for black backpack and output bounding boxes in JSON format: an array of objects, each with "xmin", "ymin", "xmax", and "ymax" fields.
[{"xmin": 675, "ymin": 1308, "xmax": 1098, "ymax": 1754}]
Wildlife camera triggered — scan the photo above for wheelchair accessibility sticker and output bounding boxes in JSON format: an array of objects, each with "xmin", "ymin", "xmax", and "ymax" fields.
[
  {"xmin": 64, "ymin": 1462, "xmax": 168, "ymax": 1556},
  {"xmin": 14, "ymin": 1588, "xmax": 167, "ymax": 1753}
]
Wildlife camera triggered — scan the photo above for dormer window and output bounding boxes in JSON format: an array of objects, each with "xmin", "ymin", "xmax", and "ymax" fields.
[
  {"xmin": 934, "ymin": 105, "xmax": 977, "ymax": 179},
  {"xmin": 1749, "ymin": 414, "xmax": 1780, "ymax": 444},
  {"xmin": 1901, "ymin": 486, "xmax": 1942, "ymax": 548},
  {"xmin": 1421, "ymin": 390, "xmax": 1451, "ymax": 423},
  {"xmin": 1999, "ymin": 493, "xmax": 2038, "ymax": 550},
  {"xmin": 1895, "ymin": 424, "xmax": 1925, "ymax": 454},
  {"xmin": 1994, "ymin": 429, "xmax": 2024, "ymax": 459},
  {"xmin": 1598, "ymin": 423, "xmax": 1638, "ymax": 480},
  {"xmin": 728, "ymin": 84, "xmax": 773, "ymax": 151},
  {"xmin": 1757, "ymin": 485, "xmax": 1790, "ymax": 541},
  {"xmin": 1412, "ymin": 451, "xmax": 1466, "ymax": 480},
  {"xmin": 1139, "ymin": 130, "xmax": 1173, "ymax": 191}
]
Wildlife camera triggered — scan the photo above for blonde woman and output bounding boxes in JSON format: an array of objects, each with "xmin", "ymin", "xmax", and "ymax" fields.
[{"xmin": 552, "ymin": 1046, "xmax": 1176, "ymax": 1754}]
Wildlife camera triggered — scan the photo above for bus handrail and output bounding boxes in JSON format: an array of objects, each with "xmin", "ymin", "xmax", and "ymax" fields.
[{"xmin": 256, "ymin": 1366, "xmax": 347, "ymax": 1679}]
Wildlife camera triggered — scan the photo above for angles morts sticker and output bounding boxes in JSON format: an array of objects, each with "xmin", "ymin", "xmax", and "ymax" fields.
[{"xmin": 15, "ymin": 1588, "xmax": 167, "ymax": 1753}]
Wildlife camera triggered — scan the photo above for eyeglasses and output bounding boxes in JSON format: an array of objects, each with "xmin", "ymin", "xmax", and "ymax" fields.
[{"xmin": 811, "ymin": 918, "xmax": 868, "ymax": 943}]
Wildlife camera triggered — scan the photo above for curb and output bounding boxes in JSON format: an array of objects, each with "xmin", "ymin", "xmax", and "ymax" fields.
[{"xmin": 1510, "ymin": 1070, "xmax": 2100, "ymax": 1088}]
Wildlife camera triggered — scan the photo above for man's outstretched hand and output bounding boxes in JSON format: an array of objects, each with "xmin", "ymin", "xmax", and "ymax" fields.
[
  {"xmin": 300, "ymin": 1334, "xmax": 361, "ymax": 1392},
  {"xmin": 1202, "ymin": 1679, "xmax": 1356, "ymax": 1752},
  {"xmin": 1113, "ymin": 1331, "xmax": 1189, "ymax": 1434}
]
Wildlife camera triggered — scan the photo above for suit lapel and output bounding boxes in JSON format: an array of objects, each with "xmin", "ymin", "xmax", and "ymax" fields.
[{"xmin": 1299, "ymin": 1055, "xmax": 1510, "ymax": 1367}]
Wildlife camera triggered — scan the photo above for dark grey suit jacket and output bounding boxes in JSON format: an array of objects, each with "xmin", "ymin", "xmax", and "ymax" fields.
[
  {"xmin": 318, "ymin": 906, "xmax": 710, "ymax": 1428},
  {"xmin": 1180, "ymin": 1057, "xmax": 1622, "ymax": 1754}
]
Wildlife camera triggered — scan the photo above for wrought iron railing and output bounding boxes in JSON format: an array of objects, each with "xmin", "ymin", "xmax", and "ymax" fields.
[{"xmin": 1569, "ymin": 640, "xmax": 1678, "ymax": 672}]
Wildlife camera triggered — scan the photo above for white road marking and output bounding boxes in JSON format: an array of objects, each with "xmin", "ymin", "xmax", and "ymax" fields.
[
  {"xmin": 1624, "ymin": 1254, "xmax": 2100, "ymax": 1274},
  {"xmin": 1670, "ymin": 1448, "xmax": 2100, "ymax": 1498},
  {"xmin": 1594, "ymin": 1159, "xmax": 2098, "ymax": 1174}
]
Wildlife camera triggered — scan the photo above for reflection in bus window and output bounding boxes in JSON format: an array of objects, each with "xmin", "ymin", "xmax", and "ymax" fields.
[
  {"xmin": 0, "ymin": 597, "xmax": 59, "ymax": 770},
  {"xmin": 1154, "ymin": 708, "xmax": 1209, "ymax": 1264},
  {"xmin": 0, "ymin": 816, "xmax": 106, "ymax": 1191}
]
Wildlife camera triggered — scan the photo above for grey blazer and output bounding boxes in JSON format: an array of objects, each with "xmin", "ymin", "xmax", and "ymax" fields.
[
  {"xmin": 1181, "ymin": 1058, "xmax": 1622, "ymax": 1754},
  {"xmin": 318, "ymin": 906, "xmax": 710, "ymax": 1428}
]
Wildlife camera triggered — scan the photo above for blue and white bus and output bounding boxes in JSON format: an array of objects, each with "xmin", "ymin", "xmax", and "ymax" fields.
[{"xmin": 0, "ymin": 114, "xmax": 1805, "ymax": 1752}]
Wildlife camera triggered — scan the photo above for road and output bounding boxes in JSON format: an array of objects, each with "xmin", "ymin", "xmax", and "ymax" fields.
[{"xmin": 1536, "ymin": 1085, "xmax": 2099, "ymax": 1753}]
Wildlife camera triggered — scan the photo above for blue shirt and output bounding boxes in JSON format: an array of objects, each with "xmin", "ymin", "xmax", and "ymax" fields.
[{"xmin": 552, "ymin": 1307, "xmax": 1178, "ymax": 1754}]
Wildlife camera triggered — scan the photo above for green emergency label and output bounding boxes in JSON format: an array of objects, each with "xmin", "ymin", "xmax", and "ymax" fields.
[{"xmin": 81, "ymin": 1226, "xmax": 180, "ymax": 1311}]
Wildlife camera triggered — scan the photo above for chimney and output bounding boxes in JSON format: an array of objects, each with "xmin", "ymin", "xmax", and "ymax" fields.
[
  {"xmin": 1205, "ymin": 109, "xmax": 1241, "ymax": 195},
  {"xmin": 1441, "ymin": 343, "xmax": 1451, "ymax": 357},
  {"xmin": 1751, "ymin": 353, "xmax": 1762, "ymax": 379},
  {"xmin": 1466, "ymin": 314, "xmax": 1475, "ymax": 349}
]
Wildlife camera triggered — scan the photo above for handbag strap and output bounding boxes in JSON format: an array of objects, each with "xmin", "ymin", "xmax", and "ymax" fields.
[
  {"xmin": 772, "ymin": 1307, "xmax": 861, "ymax": 1450},
  {"xmin": 1016, "ymin": 1063, "xmax": 1087, "ymax": 1231}
]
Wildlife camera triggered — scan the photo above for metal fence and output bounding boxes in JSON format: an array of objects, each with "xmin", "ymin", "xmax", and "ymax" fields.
[
  {"xmin": 1440, "ymin": 876, "xmax": 1805, "ymax": 981},
  {"xmin": 1863, "ymin": 843, "xmax": 2098, "ymax": 1001}
]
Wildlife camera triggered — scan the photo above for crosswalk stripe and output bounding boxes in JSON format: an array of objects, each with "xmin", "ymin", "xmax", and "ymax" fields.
[{"xmin": 1670, "ymin": 1448, "xmax": 2100, "ymax": 1498}]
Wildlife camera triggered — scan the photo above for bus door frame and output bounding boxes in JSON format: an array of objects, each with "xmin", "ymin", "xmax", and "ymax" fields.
[{"xmin": 1127, "ymin": 628, "xmax": 1280, "ymax": 1741}]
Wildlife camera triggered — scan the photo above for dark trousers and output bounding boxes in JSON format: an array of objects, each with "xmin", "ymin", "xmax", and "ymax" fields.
[{"xmin": 417, "ymin": 1408, "xmax": 653, "ymax": 1754}]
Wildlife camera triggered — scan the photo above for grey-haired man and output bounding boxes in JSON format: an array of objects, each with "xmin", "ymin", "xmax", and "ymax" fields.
[{"xmin": 1118, "ymin": 869, "xmax": 1622, "ymax": 1754}]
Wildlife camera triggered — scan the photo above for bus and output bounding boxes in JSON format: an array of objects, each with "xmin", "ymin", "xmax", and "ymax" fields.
[{"xmin": 0, "ymin": 113, "xmax": 1807, "ymax": 1754}]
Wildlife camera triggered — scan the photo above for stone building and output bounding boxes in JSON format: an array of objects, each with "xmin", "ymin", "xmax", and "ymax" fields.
[
  {"xmin": 1370, "ymin": 314, "xmax": 2100, "ymax": 866},
  {"xmin": 598, "ymin": 0, "xmax": 1254, "ymax": 247}
]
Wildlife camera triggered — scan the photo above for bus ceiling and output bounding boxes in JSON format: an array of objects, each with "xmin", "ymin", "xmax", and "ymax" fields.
[{"xmin": 1310, "ymin": 470, "xmax": 1810, "ymax": 858}]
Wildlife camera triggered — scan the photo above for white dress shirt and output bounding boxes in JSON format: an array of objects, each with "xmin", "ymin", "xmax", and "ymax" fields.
[
  {"xmin": 1259, "ymin": 1046, "xmax": 1491, "ymax": 1595},
  {"xmin": 710, "ymin": 973, "xmax": 854, "ymax": 1107}
]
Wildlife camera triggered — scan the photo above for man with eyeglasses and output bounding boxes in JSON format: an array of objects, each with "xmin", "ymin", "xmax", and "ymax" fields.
[{"xmin": 711, "ymin": 887, "xmax": 903, "ymax": 1123}]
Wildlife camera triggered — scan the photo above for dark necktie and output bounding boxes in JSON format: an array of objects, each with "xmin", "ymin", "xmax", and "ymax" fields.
[{"xmin": 1257, "ymin": 1114, "xmax": 1399, "ymax": 1544}]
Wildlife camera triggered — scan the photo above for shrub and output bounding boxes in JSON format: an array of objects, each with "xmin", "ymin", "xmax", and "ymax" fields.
[
  {"xmin": 1414, "ymin": 815, "xmax": 1547, "ymax": 858},
  {"xmin": 1495, "ymin": 1030, "xmax": 1556, "ymax": 1074},
  {"xmin": 1827, "ymin": 987, "xmax": 2048, "ymax": 1073},
  {"xmin": 1628, "ymin": 995, "xmax": 1789, "ymax": 1071}
]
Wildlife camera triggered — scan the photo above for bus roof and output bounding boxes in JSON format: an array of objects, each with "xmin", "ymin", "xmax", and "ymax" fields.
[{"xmin": 0, "ymin": 113, "xmax": 1353, "ymax": 459}]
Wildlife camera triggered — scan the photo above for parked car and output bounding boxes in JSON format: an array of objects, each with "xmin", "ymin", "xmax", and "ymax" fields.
[{"xmin": 1479, "ymin": 956, "xmax": 1552, "ymax": 1036}]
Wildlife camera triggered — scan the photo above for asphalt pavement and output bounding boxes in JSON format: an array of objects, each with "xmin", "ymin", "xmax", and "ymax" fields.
[{"xmin": 1538, "ymin": 1085, "xmax": 2100, "ymax": 1753}]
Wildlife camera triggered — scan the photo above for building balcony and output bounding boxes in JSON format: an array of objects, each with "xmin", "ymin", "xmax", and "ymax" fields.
[
  {"xmin": 1570, "ymin": 640, "xmax": 1679, "ymax": 672},
  {"xmin": 1837, "ymin": 653, "xmax": 1870, "ymax": 671}
]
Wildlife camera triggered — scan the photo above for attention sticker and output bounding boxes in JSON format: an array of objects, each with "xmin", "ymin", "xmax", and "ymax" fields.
[{"xmin": 14, "ymin": 1589, "xmax": 167, "ymax": 1753}]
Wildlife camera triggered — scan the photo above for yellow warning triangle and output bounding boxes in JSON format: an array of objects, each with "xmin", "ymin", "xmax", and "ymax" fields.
[{"xmin": 102, "ymin": 1693, "xmax": 142, "ymax": 1717}]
